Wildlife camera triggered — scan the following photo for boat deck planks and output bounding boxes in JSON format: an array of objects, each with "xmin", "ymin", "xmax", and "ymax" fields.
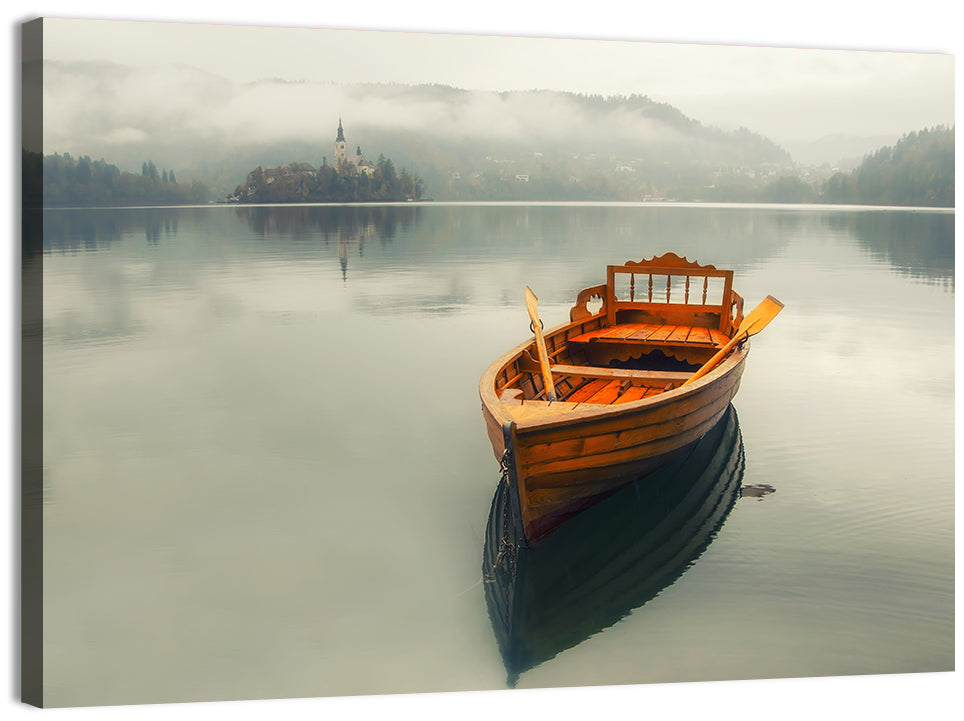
[
  {"xmin": 570, "ymin": 322, "xmax": 729, "ymax": 348},
  {"xmin": 611, "ymin": 386, "xmax": 649, "ymax": 404},
  {"xmin": 583, "ymin": 379, "xmax": 624, "ymax": 405},
  {"xmin": 564, "ymin": 378, "xmax": 612, "ymax": 404},
  {"xmin": 686, "ymin": 326, "xmax": 713, "ymax": 345}
]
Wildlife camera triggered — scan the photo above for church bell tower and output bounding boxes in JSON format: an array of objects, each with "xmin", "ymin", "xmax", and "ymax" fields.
[{"xmin": 334, "ymin": 117, "xmax": 348, "ymax": 168}]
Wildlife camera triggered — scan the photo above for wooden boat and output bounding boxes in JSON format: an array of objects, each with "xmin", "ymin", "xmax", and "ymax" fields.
[
  {"xmin": 479, "ymin": 252, "xmax": 781, "ymax": 545},
  {"xmin": 483, "ymin": 404, "xmax": 745, "ymax": 685}
]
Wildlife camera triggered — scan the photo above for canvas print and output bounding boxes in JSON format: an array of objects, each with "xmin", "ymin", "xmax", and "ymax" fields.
[{"xmin": 21, "ymin": 16, "xmax": 955, "ymax": 711}]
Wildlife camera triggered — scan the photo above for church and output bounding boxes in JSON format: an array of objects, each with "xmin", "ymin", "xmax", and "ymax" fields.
[{"xmin": 333, "ymin": 118, "xmax": 376, "ymax": 177}]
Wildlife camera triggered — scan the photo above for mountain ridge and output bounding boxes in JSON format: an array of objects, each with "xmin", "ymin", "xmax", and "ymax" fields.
[{"xmin": 34, "ymin": 60, "xmax": 945, "ymax": 201}]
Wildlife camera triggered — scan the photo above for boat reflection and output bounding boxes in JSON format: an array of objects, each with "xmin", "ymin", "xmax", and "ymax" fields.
[{"xmin": 482, "ymin": 404, "xmax": 746, "ymax": 686}]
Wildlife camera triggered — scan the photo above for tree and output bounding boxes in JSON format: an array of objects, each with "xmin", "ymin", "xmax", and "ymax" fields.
[
  {"xmin": 820, "ymin": 125, "xmax": 953, "ymax": 207},
  {"xmin": 232, "ymin": 152, "xmax": 427, "ymax": 204},
  {"xmin": 76, "ymin": 156, "xmax": 92, "ymax": 184},
  {"xmin": 40, "ymin": 152, "xmax": 210, "ymax": 206},
  {"xmin": 759, "ymin": 176, "xmax": 817, "ymax": 203}
]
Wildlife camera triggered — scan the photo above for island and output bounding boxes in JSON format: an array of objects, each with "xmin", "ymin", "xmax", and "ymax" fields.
[{"xmin": 228, "ymin": 119, "xmax": 426, "ymax": 204}]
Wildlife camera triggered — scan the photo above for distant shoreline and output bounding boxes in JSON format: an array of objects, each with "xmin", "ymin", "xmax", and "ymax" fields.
[{"xmin": 32, "ymin": 200, "xmax": 955, "ymax": 212}]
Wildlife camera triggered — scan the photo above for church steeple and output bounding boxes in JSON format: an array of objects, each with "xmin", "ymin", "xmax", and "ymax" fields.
[{"xmin": 334, "ymin": 117, "xmax": 347, "ymax": 168}]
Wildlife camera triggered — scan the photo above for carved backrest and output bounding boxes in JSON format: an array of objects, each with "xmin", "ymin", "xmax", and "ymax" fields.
[
  {"xmin": 569, "ymin": 283, "xmax": 608, "ymax": 322},
  {"xmin": 605, "ymin": 252, "xmax": 742, "ymax": 334}
]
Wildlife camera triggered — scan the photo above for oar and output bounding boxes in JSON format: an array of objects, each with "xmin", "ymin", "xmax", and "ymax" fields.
[
  {"xmin": 682, "ymin": 295, "xmax": 784, "ymax": 386},
  {"xmin": 524, "ymin": 286, "xmax": 557, "ymax": 402}
]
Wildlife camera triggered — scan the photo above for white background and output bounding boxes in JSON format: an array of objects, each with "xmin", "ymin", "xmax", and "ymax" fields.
[{"xmin": 3, "ymin": 1, "xmax": 960, "ymax": 719}]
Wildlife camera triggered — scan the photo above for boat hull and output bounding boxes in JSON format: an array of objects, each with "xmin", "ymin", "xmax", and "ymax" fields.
[
  {"xmin": 481, "ymin": 325, "xmax": 746, "ymax": 544},
  {"xmin": 480, "ymin": 253, "xmax": 760, "ymax": 544}
]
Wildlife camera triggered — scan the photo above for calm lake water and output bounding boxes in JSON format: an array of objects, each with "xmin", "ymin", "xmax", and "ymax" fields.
[{"xmin": 31, "ymin": 202, "xmax": 954, "ymax": 707}]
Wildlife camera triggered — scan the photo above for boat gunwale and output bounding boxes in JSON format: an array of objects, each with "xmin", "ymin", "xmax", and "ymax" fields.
[{"xmin": 479, "ymin": 311, "xmax": 748, "ymax": 432}]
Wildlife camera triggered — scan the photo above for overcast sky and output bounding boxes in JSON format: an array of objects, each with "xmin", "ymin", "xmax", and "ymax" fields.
[{"xmin": 35, "ymin": 10, "xmax": 955, "ymax": 147}]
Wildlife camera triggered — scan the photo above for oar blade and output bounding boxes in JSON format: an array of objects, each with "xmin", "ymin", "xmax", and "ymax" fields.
[
  {"xmin": 737, "ymin": 294, "xmax": 784, "ymax": 336},
  {"xmin": 740, "ymin": 295, "xmax": 784, "ymax": 337},
  {"xmin": 682, "ymin": 294, "xmax": 784, "ymax": 386},
  {"xmin": 524, "ymin": 286, "xmax": 540, "ymax": 321}
]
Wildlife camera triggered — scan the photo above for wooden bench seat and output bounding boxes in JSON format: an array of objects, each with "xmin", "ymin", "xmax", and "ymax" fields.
[
  {"xmin": 568, "ymin": 323, "xmax": 729, "ymax": 349},
  {"xmin": 502, "ymin": 379, "xmax": 671, "ymax": 417},
  {"xmin": 549, "ymin": 364, "xmax": 691, "ymax": 383},
  {"xmin": 501, "ymin": 365, "xmax": 687, "ymax": 412}
]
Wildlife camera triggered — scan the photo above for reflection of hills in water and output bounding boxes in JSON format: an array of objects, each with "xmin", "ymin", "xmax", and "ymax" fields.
[
  {"xmin": 33, "ymin": 205, "xmax": 954, "ymax": 289},
  {"xmin": 234, "ymin": 205, "xmax": 423, "ymax": 281},
  {"xmin": 230, "ymin": 204, "xmax": 954, "ymax": 287},
  {"xmin": 482, "ymin": 404, "xmax": 745, "ymax": 687},
  {"xmin": 841, "ymin": 210, "xmax": 954, "ymax": 288},
  {"xmin": 31, "ymin": 207, "xmax": 183, "ymax": 256},
  {"xmin": 232, "ymin": 204, "xmax": 422, "ymax": 244}
]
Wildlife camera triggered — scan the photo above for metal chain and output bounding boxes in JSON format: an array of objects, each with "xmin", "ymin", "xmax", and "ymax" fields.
[
  {"xmin": 484, "ymin": 460, "xmax": 518, "ymax": 584},
  {"xmin": 499, "ymin": 448, "xmax": 511, "ymax": 486}
]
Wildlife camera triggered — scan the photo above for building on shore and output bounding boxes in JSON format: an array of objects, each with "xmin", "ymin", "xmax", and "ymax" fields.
[{"xmin": 334, "ymin": 118, "xmax": 376, "ymax": 177}]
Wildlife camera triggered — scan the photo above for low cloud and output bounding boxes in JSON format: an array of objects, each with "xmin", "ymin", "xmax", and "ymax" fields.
[{"xmin": 41, "ymin": 60, "xmax": 691, "ymax": 164}]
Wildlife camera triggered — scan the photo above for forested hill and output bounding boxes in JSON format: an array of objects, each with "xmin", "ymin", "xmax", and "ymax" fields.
[
  {"xmin": 27, "ymin": 61, "xmax": 954, "ymax": 207},
  {"xmin": 26, "ymin": 124, "xmax": 954, "ymax": 208},
  {"xmin": 24, "ymin": 150, "xmax": 210, "ymax": 208},
  {"xmin": 821, "ymin": 126, "xmax": 954, "ymax": 207},
  {"xmin": 37, "ymin": 60, "xmax": 800, "ymax": 202},
  {"xmin": 343, "ymin": 84, "xmax": 794, "ymax": 202}
]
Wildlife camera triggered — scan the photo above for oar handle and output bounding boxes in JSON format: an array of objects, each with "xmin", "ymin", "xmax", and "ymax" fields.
[{"xmin": 524, "ymin": 286, "xmax": 557, "ymax": 402}]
